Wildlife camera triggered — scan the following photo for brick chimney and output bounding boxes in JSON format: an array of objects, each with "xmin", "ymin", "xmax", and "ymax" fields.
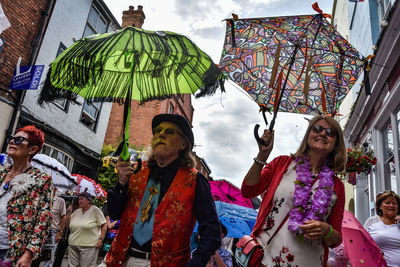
[{"xmin": 121, "ymin": 5, "xmax": 145, "ymax": 28}]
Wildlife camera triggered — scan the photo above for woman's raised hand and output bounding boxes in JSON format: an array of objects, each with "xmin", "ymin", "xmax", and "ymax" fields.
[{"xmin": 256, "ymin": 130, "xmax": 274, "ymax": 162}]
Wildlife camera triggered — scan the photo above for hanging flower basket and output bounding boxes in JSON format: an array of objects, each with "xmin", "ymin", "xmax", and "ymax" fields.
[
  {"xmin": 347, "ymin": 172, "xmax": 357, "ymax": 185},
  {"xmin": 345, "ymin": 146, "xmax": 377, "ymax": 185}
]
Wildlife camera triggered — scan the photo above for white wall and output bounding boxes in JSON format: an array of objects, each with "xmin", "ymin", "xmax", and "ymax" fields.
[
  {"xmin": 21, "ymin": 0, "xmax": 115, "ymax": 153},
  {"xmin": 0, "ymin": 101, "xmax": 14, "ymax": 151}
]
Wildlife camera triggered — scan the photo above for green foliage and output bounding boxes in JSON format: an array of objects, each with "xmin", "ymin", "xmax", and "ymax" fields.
[{"xmin": 97, "ymin": 143, "xmax": 144, "ymax": 192}]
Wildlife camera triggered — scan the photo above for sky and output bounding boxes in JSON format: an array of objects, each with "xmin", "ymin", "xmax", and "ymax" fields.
[{"xmin": 103, "ymin": 0, "xmax": 334, "ymax": 187}]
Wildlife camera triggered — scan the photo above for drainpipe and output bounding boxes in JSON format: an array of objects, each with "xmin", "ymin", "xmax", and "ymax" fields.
[{"xmin": 2, "ymin": 0, "xmax": 55, "ymax": 152}]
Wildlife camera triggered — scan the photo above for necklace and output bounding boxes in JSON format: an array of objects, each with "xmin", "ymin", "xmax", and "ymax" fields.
[
  {"xmin": 288, "ymin": 156, "xmax": 335, "ymax": 234},
  {"xmin": 0, "ymin": 165, "xmax": 32, "ymax": 198}
]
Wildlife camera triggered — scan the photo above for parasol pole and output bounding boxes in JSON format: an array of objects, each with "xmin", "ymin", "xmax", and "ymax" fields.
[
  {"xmin": 269, "ymin": 45, "xmax": 299, "ymax": 131},
  {"xmin": 114, "ymin": 55, "xmax": 141, "ymax": 172},
  {"xmin": 254, "ymin": 45, "xmax": 300, "ymax": 146}
]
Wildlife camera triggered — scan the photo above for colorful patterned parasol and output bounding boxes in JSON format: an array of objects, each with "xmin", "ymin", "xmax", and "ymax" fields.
[{"xmin": 219, "ymin": 2, "xmax": 366, "ymax": 134}]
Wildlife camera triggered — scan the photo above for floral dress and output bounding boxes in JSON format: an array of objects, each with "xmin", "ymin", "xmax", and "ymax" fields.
[
  {"xmin": 256, "ymin": 162, "xmax": 337, "ymax": 267},
  {"xmin": 0, "ymin": 165, "xmax": 52, "ymax": 263}
]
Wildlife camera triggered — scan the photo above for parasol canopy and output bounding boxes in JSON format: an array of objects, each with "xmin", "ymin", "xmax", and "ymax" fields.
[
  {"xmin": 219, "ymin": 3, "xmax": 365, "ymax": 132},
  {"xmin": 342, "ymin": 210, "xmax": 387, "ymax": 267},
  {"xmin": 72, "ymin": 174, "xmax": 107, "ymax": 198},
  {"xmin": 31, "ymin": 154, "xmax": 77, "ymax": 192},
  {"xmin": 194, "ymin": 201, "xmax": 258, "ymax": 238},
  {"xmin": 210, "ymin": 179, "xmax": 253, "ymax": 208},
  {"xmin": 38, "ymin": 26, "xmax": 224, "ymax": 160}
]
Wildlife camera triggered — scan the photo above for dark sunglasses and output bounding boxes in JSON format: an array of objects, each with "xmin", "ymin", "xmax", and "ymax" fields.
[
  {"xmin": 311, "ymin": 125, "xmax": 338, "ymax": 138},
  {"xmin": 6, "ymin": 136, "xmax": 30, "ymax": 145}
]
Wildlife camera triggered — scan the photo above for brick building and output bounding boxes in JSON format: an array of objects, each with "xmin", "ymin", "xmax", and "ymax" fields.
[{"xmin": 0, "ymin": 0, "xmax": 54, "ymax": 151}]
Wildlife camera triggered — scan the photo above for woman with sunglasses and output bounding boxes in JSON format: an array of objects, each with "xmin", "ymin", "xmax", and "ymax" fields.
[
  {"xmin": 0, "ymin": 125, "xmax": 52, "ymax": 267},
  {"xmin": 364, "ymin": 191, "xmax": 400, "ymax": 266},
  {"xmin": 241, "ymin": 115, "xmax": 346, "ymax": 266}
]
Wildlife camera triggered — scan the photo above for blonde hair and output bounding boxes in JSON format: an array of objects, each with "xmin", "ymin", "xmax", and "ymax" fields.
[{"xmin": 294, "ymin": 115, "xmax": 347, "ymax": 172}]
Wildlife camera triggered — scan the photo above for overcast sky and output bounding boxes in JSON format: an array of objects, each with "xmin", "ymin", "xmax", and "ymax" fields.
[{"xmin": 103, "ymin": 0, "xmax": 333, "ymax": 187}]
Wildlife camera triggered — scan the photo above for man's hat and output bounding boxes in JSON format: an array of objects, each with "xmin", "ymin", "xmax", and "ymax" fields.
[{"xmin": 152, "ymin": 113, "xmax": 194, "ymax": 150}]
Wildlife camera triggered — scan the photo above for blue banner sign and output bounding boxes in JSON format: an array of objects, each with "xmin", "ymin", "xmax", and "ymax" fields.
[{"xmin": 9, "ymin": 65, "xmax": 45, "ymax": 90}]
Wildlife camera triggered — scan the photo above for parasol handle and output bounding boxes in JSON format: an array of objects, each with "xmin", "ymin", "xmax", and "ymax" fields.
[
  {"xmin": 133, "ymin": 158, "xmax": 142, "ymax": 174},
  {"xmin": 254, "ymin": 108, "xmax": 269, "ymax": 146},
  {"xmin": 254, "ymin": 124, "xmax": 266, "ymax": 146}
]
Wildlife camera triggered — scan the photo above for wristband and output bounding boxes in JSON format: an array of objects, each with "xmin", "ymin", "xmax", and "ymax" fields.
[
  {"xmin": 253, "ymin": 157, "xmax": 267, "ymax": 166},
  {"xmin": 324, "ymin": 225, "xmax": 333, "ymax": 239}
]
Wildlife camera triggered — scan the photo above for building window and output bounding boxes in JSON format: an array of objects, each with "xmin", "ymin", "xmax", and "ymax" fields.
[
  {"xmin": 83, "ymin": 4, "xmax": 108, "ymax": 38},
  {"xmin": 54, "ymin": 99, "xmax": 69, "ymax": 110},
  {"xmin": 383, "ymin": 122, "xmax": 396, "ymax": 190},
  {"xmin": 53, "ymin": 42, "xmax": 69, "ymax": 111},
  {"xmin": 41, "ymin": 144, "xmax": 74, "ymax": 172},
  {"xmin": 80, "ymin": 100, "xmax": 102, "ymax": 131},
  {"xmin": 168, "ymin": 103, "xmax": 174, "ymax": 114},
  {"xmin": 55, "ymin": 42, "xmax": 66, "ymax": 57}
]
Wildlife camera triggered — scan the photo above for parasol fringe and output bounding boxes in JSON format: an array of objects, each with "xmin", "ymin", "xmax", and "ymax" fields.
[
  {"xmin": 321, "ymin": 89, "xmax": 327, "ymax": 114},
  {"xmin": 268, "ymin": 43, "xmax": 281, "ymax": 89},
  {"xmin": 303, "ymin": 57, "xmax": 314, "ymax": 103},
  {"xmin": 273, "ymin": 71, "xmax": 283, "ymax": 112},
  {"xmin": 38, "ymin": 27, "xmax": 224, "ymax": 105},
  {"xmin": 195, "ymin": 63, "xmax": 226, "ymax": 98},
  {"xmin": 298, "ymin": 40, "xmax": 308, "ymax": 81}
]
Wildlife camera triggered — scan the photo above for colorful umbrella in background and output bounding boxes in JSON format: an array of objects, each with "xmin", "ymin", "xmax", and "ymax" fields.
[
  {"xmin": 210, "ymin": 179, "xmax": 254, "ymax": 209},
  {"xmin": 31, "ymin": 154, "xmax": 77, "ymax": 192},
  {"xmin": 219, "ymin": 2, "xmax": 366, "ymax": 141},
  {"xmin": 194, "ymin": 201, "xmax": 257, "ymax": 238},
  {"xmin": 342, "ymin": 210, "xmax": 387, "ymax": 267},
  {"xmin": 72, "ymin": 174, "xmax": 107, "ymax": 198},
  {"xmin": 38, "ymin": 26, "xmax": 224, "ymax": 161}
]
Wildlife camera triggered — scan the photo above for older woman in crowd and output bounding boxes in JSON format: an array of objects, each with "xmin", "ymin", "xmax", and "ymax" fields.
[
  {"xmin": 242, "ymin": 115, "xmax": 346, "ymax": 266},
  {"xmin": 67, "ymin": 192, "xmax": 107, "ymax": 267},
  {"xmin": 0, "ymin": 125, "xmax": 52, "ymax": 266},
  {"xmin": 364, "ymin": 190, "xmax": 400, "ymax": 267}
]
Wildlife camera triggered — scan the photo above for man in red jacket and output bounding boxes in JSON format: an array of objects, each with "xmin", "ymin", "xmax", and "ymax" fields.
[{"xmin": 105, "ymin": 113, "xmax": 221, "ymax": 267}]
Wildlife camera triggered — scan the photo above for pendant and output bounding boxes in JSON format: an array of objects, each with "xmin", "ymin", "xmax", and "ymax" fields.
[{"xmin": 3, "ymin": 181, "xmax": 10, "ymax": 191}]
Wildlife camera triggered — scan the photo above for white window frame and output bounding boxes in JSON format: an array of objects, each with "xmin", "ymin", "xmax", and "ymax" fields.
[
  {"xmin": 41, "ymin": 144, "xmax": 74, "ymax": 172},
  {"xmin": 80, "ymin": 100, "xmax": 102, "ymax": 131},
  {"xmin": 83, "ymin": 4, "xmax": 108, "ymax": 38}
]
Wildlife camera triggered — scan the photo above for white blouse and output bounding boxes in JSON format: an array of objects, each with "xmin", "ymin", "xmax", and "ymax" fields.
[{"xmin": 364, "ymin": 215, "xmax": 400, "ymax": 267}]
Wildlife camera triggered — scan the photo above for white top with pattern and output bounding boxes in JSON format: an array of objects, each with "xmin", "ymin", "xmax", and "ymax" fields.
[
  {"xmin": 364, "ymin": 215, "xmax": 400, "ymax": 267},
  {"xmin": 256, "ymin": 162, "xmax": 337, "ymax": 267},
  {"xmin": 0, "ymin": 183, "xmax": 14, "ymax": 249}
]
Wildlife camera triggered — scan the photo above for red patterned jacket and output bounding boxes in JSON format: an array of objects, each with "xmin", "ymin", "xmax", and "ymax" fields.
[{"xmin": 106, "ymin": 163, "xmax": 198, "ymax": 267}]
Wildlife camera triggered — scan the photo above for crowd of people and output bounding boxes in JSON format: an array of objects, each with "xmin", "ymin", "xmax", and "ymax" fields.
[{"xmin": 0, "ymin": 114, "xmax": 399, "ymax": 267}]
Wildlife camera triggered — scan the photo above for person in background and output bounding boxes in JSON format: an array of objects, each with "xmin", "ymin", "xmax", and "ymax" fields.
[
  {"xmin": 100, "ymin": 202, "xmax": 119, "ymax": 257},
  {"xmin": 364, "ymin": 190, "xmax": 400, "ymax": 267},
  {"xmin": 43, "ymin": 187, "xmax": 66, "ymax": 267},
  {"xmin": 106, "ymin": 113, "xmax": 221, "ymax": 267},
  {"xmin": 242, "ymin": 115, "xmax": 346, "ymax": 266},
  {"xmin": 67, "ymin": 192, "xmax": 107, "ymax": 267},
  {"xmin": 0, "ymin": 125, "xmax": 52, "ymax": 266},
  {"xmin": 206, "ymin": 224, "xmax": 233, "ymax": 267}
]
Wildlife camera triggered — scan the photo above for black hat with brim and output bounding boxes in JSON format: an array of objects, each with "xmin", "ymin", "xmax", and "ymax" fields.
[{"xmin": 152, "ymin": 113, "xmax": 194, "ymax": 150}]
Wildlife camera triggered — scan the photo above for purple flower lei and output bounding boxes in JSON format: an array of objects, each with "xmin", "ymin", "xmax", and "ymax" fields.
[{"xmin": 288, "ymin": 156, "xmax": 335, "ymax": 233}]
